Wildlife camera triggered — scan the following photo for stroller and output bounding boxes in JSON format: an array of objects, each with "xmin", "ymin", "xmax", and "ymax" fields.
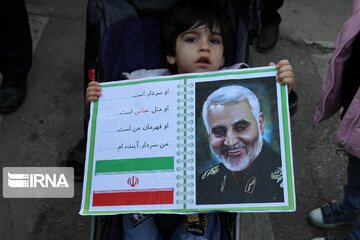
[
  {"xmin": 80, "ymin": 0, "xmax": 263, "ymax": 239},
  {"xmin": 83, "ymin": 0, "xmax": 260, "ymax": 81}
]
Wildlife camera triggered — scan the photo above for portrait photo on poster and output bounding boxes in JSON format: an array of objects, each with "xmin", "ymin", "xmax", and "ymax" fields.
[{"xmin": 195, "ymin": 77, "xmax": 284, "ymax": 205}]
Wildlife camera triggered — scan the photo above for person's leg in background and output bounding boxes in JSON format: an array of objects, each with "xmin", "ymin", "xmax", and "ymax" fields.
[
  {"xmin": 309, "ymin": 154, "xmax": 360, "ymax": 240},
  {"xmin": 256, "ymin": 0, "xmax": 284, "ymax": 53},
  {"xmin": 0, "ymin": 0, "xmax": 32, "ymax": 113},
  {"xmin": 344, "ymin": 154, "xmax": 360, "ymax": 239}
]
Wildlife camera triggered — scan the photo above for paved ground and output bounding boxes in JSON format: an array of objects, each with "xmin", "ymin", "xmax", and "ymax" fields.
[
  {"xmin": 0, "ymin": 0, "xmax": 88, "ymax": 239},
  {"xmin": 0, "ymin": 0, "xmax": 355, "ymax": 239}
]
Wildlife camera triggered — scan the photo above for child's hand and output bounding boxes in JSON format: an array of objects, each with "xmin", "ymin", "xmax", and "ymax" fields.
[
  {"xmin": 271, "ymin": 59, "xmax": 294, "ymax": 92},
  {"xmin": 86, "ymin": 81, "xmax": 101, "ymax": 104}
]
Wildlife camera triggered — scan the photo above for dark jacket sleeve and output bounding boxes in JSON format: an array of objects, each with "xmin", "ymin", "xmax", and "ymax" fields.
[{"xmin": 288, "ymin": 90, "xmax": 298, "ymax": 116}]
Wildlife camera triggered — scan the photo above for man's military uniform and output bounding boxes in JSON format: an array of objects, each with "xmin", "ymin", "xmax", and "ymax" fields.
[{"xmin": 197, "ymin": 142, "xmax": 284, "ymax": 204}]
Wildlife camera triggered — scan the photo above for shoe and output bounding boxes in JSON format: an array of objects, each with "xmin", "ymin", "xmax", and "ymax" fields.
[
  {"xmin": 308, "ymin": 201, "xmax": 357, "ymax": 228},
  {"xmin": 0, "ymin": 84, "xmax": 26, "ymax": 113},
  {"xmin": 312, "ymin": 236, "xmax": 349, "ymax": 240},
  {"xmin": 256, "ymin": 24, "xmax": 279, "ymax": 53},
  {"xmin": 64, "ymin": 137, "xmax": 86, "ymax": 181}
]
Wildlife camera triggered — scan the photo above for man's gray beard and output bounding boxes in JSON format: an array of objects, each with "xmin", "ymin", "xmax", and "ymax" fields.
[{"xmin": 210, "ymin": 133, "xmax": 263, "ymax": 172}]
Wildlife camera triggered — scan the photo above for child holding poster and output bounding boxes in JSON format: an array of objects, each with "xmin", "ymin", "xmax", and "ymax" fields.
[{"xmin": 86, "ymin": 0, "xmax": 295, "ymax": 239}]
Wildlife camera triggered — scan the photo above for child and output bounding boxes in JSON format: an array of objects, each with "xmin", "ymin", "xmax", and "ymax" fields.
[
  {"xmin": 309, "ymin": 1, "xmax": 360, "ymax": 239},
  {"xmin": 86, "ymin": 0, "xmax": 295, "ymax": 239}
]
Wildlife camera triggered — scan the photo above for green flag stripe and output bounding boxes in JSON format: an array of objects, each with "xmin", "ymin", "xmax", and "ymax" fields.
[{"xmin": 95, "ymin": 157, "xmax": 174, "ymax": 174}]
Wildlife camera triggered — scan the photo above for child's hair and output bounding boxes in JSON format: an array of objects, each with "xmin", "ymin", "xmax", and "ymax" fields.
[{"xmin": 162, "ymin": 0, "xmax": 233, "ymax": 73}]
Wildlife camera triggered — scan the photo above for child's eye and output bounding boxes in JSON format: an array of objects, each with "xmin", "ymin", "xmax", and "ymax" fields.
[
  {"xmin": 210, "ymin": 38, "xmax": 222, "ymax": 44},
  {"xmin": 184, "ymin": 37, "xmax": 197, "ymax": 43}
]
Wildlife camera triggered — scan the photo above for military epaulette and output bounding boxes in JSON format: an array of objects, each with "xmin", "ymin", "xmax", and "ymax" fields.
[
  {"xmin": 270, "ymin": 167, "xmax": 283, "ymax": 188},
  {"xmin": 201, "ymin": 165, "xmax": 219, "ymax": 180}
]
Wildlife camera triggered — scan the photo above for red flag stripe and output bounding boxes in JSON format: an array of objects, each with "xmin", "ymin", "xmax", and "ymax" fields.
[{"xmin": 92, "ymin": 188, "xmax": 174, "ymax": 206}]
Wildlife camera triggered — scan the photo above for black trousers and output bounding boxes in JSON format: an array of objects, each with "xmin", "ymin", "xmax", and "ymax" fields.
[
  {"xmin": 261, "ymin": 0, "xmax": 284, "ymax": 26},
  {"xmin": 0, "ymin": 0, "xmax": 32, "ymax": 87}
]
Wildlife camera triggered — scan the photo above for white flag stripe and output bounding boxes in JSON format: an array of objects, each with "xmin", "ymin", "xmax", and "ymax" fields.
[{"xmin": 92, "ymin": 171, "xmax": 178, "ymax": 192}]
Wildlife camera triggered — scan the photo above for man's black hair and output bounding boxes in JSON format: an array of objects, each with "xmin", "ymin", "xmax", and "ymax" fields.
[{"xmin": 162, "ymin": 0, "xmax": 233, "ymax": 73}]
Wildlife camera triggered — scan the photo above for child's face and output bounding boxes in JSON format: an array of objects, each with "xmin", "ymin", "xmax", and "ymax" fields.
[{"xmin": 167, "ymin": 25, "xmax": 225, "ymax": 74}]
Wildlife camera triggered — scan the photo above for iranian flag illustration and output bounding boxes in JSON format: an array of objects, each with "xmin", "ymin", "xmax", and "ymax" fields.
[{"xmin": 90, "ymin": 156, "xmax": 175, "ymax": 206}]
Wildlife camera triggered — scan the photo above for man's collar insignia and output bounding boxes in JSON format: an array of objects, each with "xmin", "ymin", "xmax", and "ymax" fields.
[
  {"xmin": 220, "ymin": 174, "xmax": 226, "ymax": 192},
  {"xmin": 244, "ymin": 177, "xmax": 256, "ymax": 194},
  {"xmin": 201, "ymin": 165, "xmax": 219, "ymax": 180},
  {"xmin": 271, "ymin": 167, "xmax": 283, "ymax": 188}
]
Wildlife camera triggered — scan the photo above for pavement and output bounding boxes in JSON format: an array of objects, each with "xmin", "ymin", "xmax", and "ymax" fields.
[{"xmin": 0, "ymin": 0, "xmax": 355, "ymax": 239}]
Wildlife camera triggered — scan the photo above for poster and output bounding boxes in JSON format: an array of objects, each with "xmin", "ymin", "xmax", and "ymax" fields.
[{"xmin": 80, "ymin": 66, "xmax": 295, "ymax": 215}]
